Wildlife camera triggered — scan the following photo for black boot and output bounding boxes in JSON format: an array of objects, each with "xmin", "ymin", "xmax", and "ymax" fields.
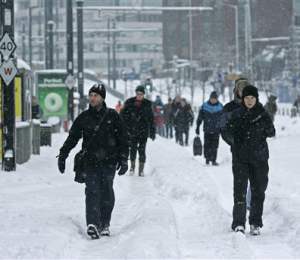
[
  {"xmin": 129, "ymin": 160, "xmax": 135, "ymax": 175},
  {"xmin": 138, "ymin": 162, "xmax": 145, "ymax": 177}
]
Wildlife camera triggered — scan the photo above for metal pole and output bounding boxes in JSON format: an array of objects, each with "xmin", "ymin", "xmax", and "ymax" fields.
[
  {"xmin": 112, "ymin": 19, "xmax": 117, "ymax": 90},
  {"xmin": 22, "ymin": 23, "xmax": 26, "ymax": 60},
  {"xmin": 1, "ymin": 0, "xmax": 17, "ymax": 171},
  {"xmin": 29, "ymin": 7, "xmax": 32, "ymax": 67},
  {"xmin": 77, "ymin": 0, "xmax": 84, "ymax": 111},
  {"xmin": 247, "ymin": 0, "xmax": 253, "ymax": 80},
  {"xmin": 44, "ymin": 0, "xmax": 49, "ymax": 68},
  {"xmin": 189, "ymin": 0, "xmax": 194, "ymax": 104},
  {"xmin": 48, "ymin": 0, "xmax": 54, "ymax": 69},
  {"xmin": 67, "ymin": 0, "xmax": 74, "ymax": 121},
  {"xmin": 244, "ymin": 4, "xmax": 249, "ymax": 74},
  {"xmin": 107, "ymin": 18, "xmax": 111, "ymax": 88},
  {"xmin": 38, "ymin": 7, "xmax": 43, "ymax": 62},
  {"xmin": 234, "ymin": 6, "xmax": 239, "ymax": 71}
]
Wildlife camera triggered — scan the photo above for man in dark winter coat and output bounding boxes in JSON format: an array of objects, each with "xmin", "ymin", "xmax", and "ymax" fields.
[
  {"xmin": 172, "ymin": 95, "xmax": 182, "ymax": 143},
  {"xmin": 174, "ymin": 98, "xmax": 194, "ymax": 146},
  {"xmin": 264, "ymin": 94, "xmax": 277, "ymax": 122},
  {"xmin": 224, "ymin": 85, "xmax": 275, "ymax": 235},
  {"xmin": 220, "ymin": 77, "xmax": 252, "ymax": 210},
  {"xmin": 196, "ymin": 91, "xmax": 223, "ymax": 165},
  {"xmin": 120, "ymin": 85, "xmax": 155, "ymax": 176},
  {"xmin": 57, "ymin": 83, "xmax": 129, "ymax": 239},
  {"xmin": 164, "ymin": 97, "xmax": 174, "ymax": 138}
]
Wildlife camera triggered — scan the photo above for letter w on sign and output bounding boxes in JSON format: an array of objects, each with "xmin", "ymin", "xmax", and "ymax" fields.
[{"xmin": 0, "ymin": 59, "xmax": 18, "ymax": 85}]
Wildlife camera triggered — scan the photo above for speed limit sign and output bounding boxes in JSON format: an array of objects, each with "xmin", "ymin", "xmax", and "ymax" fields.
[{"xmin": 0, "ymin": 33, "xmax": 17, "ymax": 61}]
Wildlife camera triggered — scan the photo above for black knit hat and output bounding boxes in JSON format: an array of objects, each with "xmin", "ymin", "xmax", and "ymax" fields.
[
  {"xmin": 135, "ymin": 85, "xmax": 145, "ymax": 94},
  {"xmin": 210, "ymin": 91, "xmax": 218, "ymax": 99},
  {"xmin": 242, "ymin": 85, "xmax": 259, "ymax": 99},
  {"xmin": 89, "ymin": 82, "xmax": 106, "ymax": 99}
]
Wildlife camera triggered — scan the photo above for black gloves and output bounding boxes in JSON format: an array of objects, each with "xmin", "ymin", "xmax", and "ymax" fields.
[
  {"xmin": 195, "ymin": 127, "xmax": 200, "ymax": 135},
  {"xmin": 117, "ymin": 160, "xmax": 128, "ymax": 176},
  {"xmin": 58, "ymin": 155, "xmax": 66, "ymax": 174}
]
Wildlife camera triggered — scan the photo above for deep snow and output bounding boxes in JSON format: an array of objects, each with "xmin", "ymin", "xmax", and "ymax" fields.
[{"xmin": 0, "ymin": 112, "xmax": 299, "ymax": 259}]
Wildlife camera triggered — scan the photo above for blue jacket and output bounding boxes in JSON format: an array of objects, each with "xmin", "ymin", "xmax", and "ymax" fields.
[{"xmin": 196, "ymin": 101, "xmax": 223, "ymax": 133}]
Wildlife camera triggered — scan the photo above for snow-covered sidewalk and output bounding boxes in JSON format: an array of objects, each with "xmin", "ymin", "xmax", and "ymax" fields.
[{"xmin": 0, "ymin": 116, "xmax": 299, "ymax": 259}]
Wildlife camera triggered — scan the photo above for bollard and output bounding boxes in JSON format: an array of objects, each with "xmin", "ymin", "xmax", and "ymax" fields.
[
  {"xmin": 40, "ymin": 123, "xmax": 52, "ymax": 146},
  {"xmin": 16, "ymin": 122, "xmax": 31, "ymax": 164},
  {"xmin": 32, "ymin": 119, "xmax": 41, "ymax": 154}
]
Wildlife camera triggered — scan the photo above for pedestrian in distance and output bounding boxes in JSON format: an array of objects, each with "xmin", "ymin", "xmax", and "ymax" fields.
[
  {"xmin": 115, "ymin": 100, "xmax": 123, "ymax": 113},
  {"xmin": 224, "ymin": 85, "xmax": 275, "ymax": 235},
  {"xmin": 120, "ymin": 85, "xmax": 156, "ymax": 177},
  {"xmin": 264, "ymin": 94, "xmax": 277, "ymax": 123},
  {"xmin": 172, "ymin": 95, "xmax": 182, "ymax": 143},
  {"xmin": 31, "ymin": 96, "xmax": 43, "ymax": 119},
  {"xmin": 153, "ymin": 95, "xmax": 165, "ymax": 137},
  {"xmin": 195, "ymin": 91, "xmax": 223, "ymax": 165},
  {"xmin": 173, "ymin": 98, "xmax": 194, "ymax": 146},
  {"xmin": 57, "ymin": 83, "xmax": 129, "ymax": 239},
  {"xmin": 164, "ymin": 97, "xmax": 174, "ymax": 139}
]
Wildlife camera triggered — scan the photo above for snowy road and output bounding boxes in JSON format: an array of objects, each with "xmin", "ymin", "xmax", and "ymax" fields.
[{"xmin": 0, "ymin": 115, "xmax": 299, "ymax": 259}]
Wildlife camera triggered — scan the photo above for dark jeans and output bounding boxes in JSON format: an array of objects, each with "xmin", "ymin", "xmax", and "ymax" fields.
[
  {"xmin": 165, "ymin": 122, "xmax": 173, "ymax": 138},
  {"xmin": 204, "ymin": 132, "xmax": 220, "ymax": 162},
  {"xmin": 232, "ymin": 160, "xmax": 269, "ymax": 229},
  {"xmin": 130, "ymin": 137, "xmax": 147, "ymax": 163},
  {"xmin": 85, "ymin": 166, "xmax": 115, "ymax": 229},
  {"xmin": 178, "ymin": 128, "xmax": 189, "ymax": 146}
]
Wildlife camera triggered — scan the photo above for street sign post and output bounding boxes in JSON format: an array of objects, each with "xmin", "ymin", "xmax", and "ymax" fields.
[
  {"xmin": 0, "ymin": 32, "xmax": 17, "ymax": 60},
  {"xmin": 0, "ymin": 59, "xmax": 18, "ymax": 85},
  {"xmin": 65, "ymin": 74, "xmax": 76, "ymax": 90},
  {"xmin": 0, "ymin": 0, "xmax": 17, "ymax": 171}
]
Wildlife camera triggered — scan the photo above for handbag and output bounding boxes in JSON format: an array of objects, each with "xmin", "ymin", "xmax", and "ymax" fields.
[
  {"xmin": 193, "ymin": 136, "xmax": 202, "ymax": 156},
  {"xmin": 73, "ymin": 110, "xmax": 109, "ymax": 183}
]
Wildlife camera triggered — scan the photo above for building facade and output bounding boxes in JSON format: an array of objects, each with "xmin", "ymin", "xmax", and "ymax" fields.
[{"xmin": 15, "ymin": 0, "xmax": 163, "ymax": 78}]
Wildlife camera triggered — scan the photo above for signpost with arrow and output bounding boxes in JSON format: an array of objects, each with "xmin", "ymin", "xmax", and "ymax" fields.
[{"xmin": 0, "ymin": 1, "xmax": 17, "ymax": 171}]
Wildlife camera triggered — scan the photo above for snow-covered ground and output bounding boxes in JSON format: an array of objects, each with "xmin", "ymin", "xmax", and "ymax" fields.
[{"xmin": 0, "ymin": 114, "xmax": 299, "ymax": 259}]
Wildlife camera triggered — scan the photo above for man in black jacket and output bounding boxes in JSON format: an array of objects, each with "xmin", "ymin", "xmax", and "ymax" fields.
[
  {"xmin": 224, "ymin": 85, "xmax": 275, "ymax": 235},
  {"xmin": 57, "ymin": 83, "xmax": 129, "ymax": 239},
  {"xmin": 120, "ymin": 85, "xmax": 155, "ymax": 176}
]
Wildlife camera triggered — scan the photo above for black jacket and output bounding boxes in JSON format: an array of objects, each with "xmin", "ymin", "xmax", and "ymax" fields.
[
  {"xmin": 59, "ymin": 103, "xmax": 128, "ymax": 169},
  {"xmin": 220, "ymin": 100, "xmax": 242, "ymax": 146},
  {"xmin": 120, "ymin": 97, "xmax": 155, "ymax": 139},
  {"xmin": 225, "ymin": 103, "xmax": 275, "ymax": 163},
  {"xmin": 174, "ymin": 104, "xmax": 194, "ymax": 131}
]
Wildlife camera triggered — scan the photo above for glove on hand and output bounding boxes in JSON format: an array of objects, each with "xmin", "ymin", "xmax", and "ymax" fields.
[
  {"xmin": 150, "ymin": 132, "xmax": 156, "ymax": 141},
  {"xmin": 57, "ymin": 155, "xmax": 66, "ymax": 174},
  {"xmin": 117, "ymin": 160, "xmax": 128, "ymax": 176}
]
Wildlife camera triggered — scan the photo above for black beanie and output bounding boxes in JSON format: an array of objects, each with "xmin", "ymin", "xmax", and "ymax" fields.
[
  {"xmin": 89, "ymin": 82, "xmax": 106, "ymax": 99},
  {"xmin": 210, "ymin": 91, "xmax": 218, "ymax": 99},
  {"xmin": 242, "ymin": 85, "xmax": 259, "ymax": 99},
  {"xmin": 135, "ymin": 85, "xmax": 145, "ymax": 94}
]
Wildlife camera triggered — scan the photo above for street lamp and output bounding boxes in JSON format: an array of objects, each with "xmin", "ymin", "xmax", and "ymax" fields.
[
  {"xmin": 28, "ymin": 4, "xmax": 40, "ymax": 68},
  {"xmin": 76, "ymin": 0, "xmax": 84, "ymax": 112},
  {"xmin": 219, "ymin": 2, "xmax": 239, "ymax": 72}
]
